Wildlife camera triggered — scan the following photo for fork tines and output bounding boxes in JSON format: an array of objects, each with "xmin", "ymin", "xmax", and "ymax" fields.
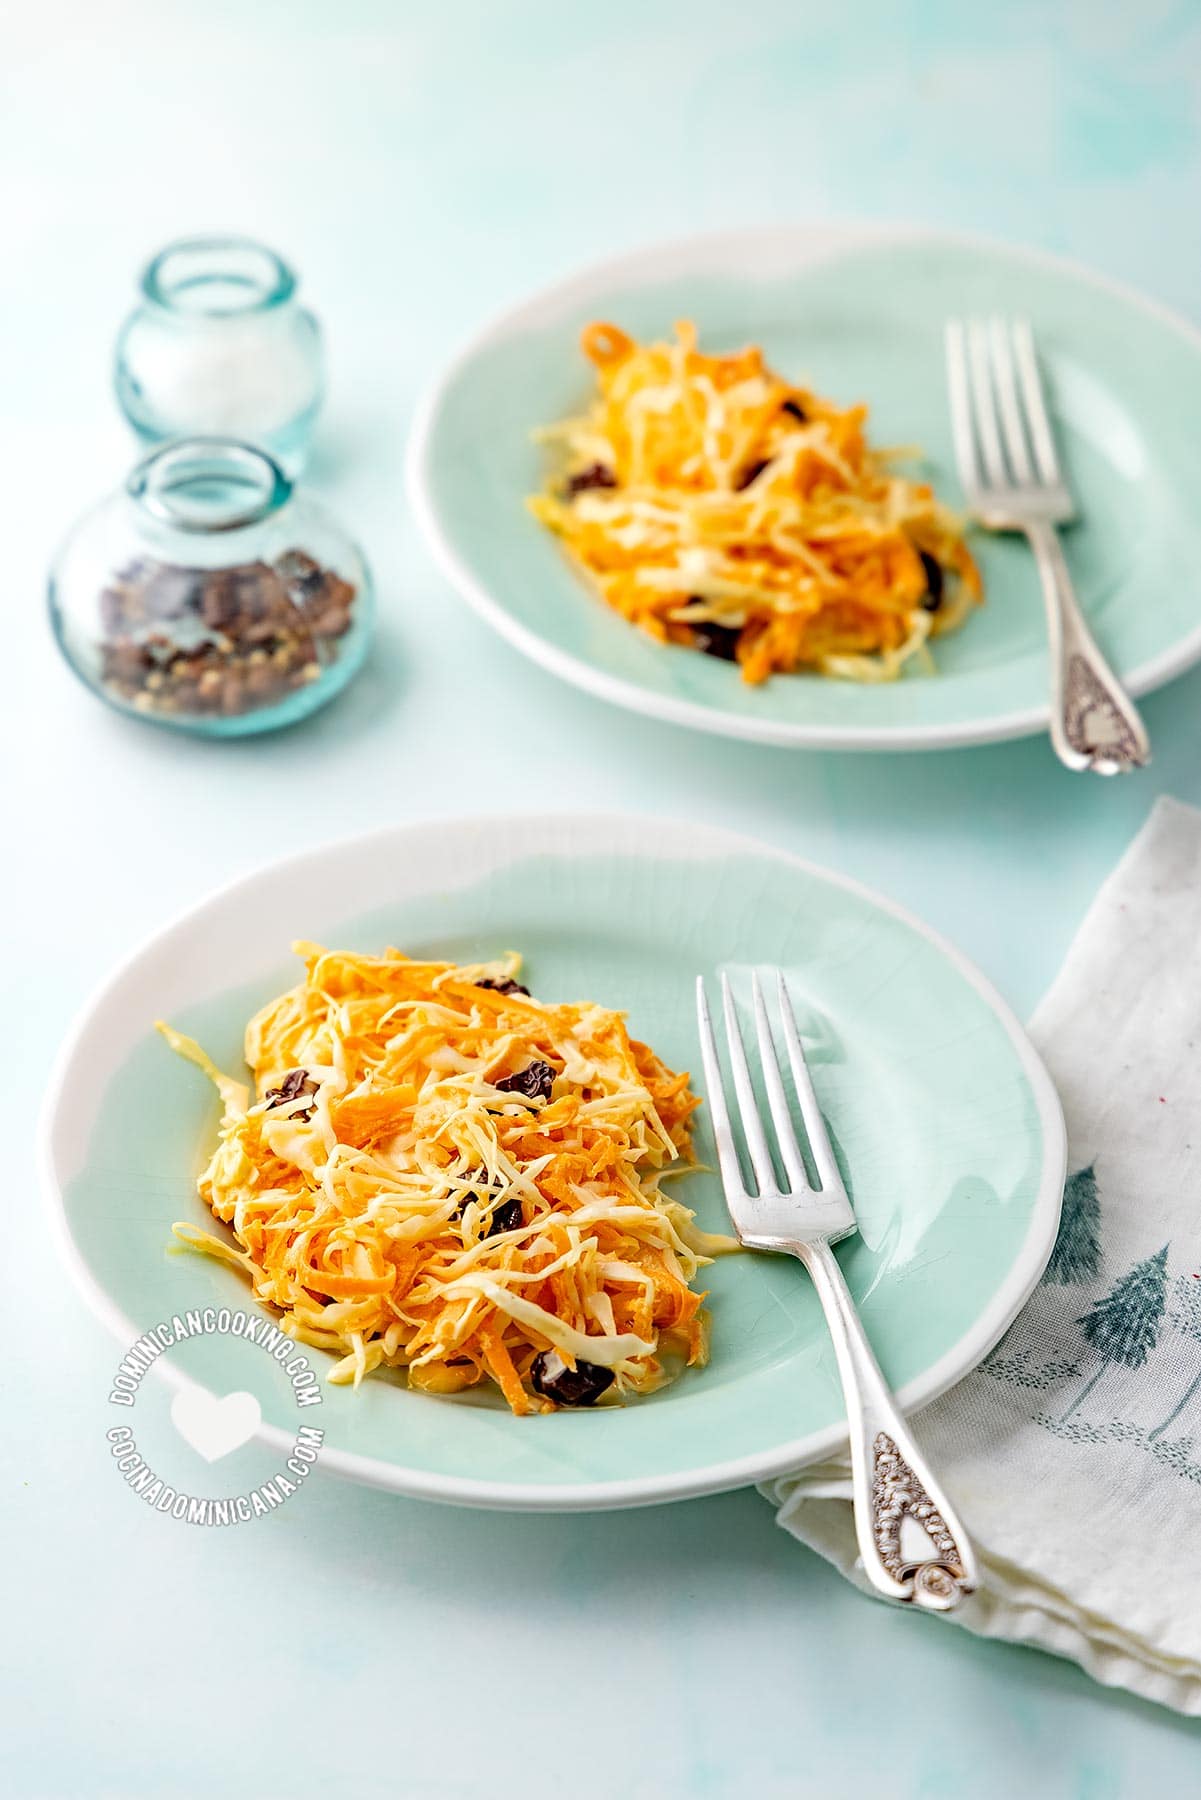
[
  {"xmin": 945, "ymin": 317, "xmax": 1069, "ymax": 511},
  {"xmin": 696, "ymin": 969, "xmax": 854, "ymax": 1241}
]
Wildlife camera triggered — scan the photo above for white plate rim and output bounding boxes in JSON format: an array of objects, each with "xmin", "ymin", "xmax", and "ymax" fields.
[
  {"xmin": 39, "ymin": 810, "xmax": 1066, "ymax": 1510},
  {"xmin": 406, "ymin": 220, "xmax": 1201, "ymax": 752}
]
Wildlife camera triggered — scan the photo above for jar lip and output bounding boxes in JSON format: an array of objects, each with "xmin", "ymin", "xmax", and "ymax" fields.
[
  {"xmin": 127, "ymin": 438, "xmax": 293, "ymax": 533},
  {"xmin": 140, "ymin": 235, "xmax": 297, "ymax": 317}
]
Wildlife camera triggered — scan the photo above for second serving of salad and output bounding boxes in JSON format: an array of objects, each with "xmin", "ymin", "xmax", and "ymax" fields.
[{"xmin": 530, "ymin": 320, "xmax": 982, "ymax": 685}]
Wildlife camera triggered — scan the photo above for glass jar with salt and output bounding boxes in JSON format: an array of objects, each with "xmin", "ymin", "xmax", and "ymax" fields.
[{"xmin": 114, "ymin": 236, "xmax": 324, "ymax": 476}]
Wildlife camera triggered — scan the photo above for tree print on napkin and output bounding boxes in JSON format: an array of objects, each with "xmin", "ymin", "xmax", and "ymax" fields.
[
  {"xmin": 1148, "ymin": 1273, "xmax": 1201, "ymax": 1443},
  {"xmin": 1059, "ymin": 1245, "xmax": 1168, "ymax": 1422},
  {"xmin": 979, "ymin": 1161, "xmax": 1099, "ymax": 1390},
  {"xmin": 977, "ymin": 1158, "xmax": 1201, "ymax": 1482},
  {"xmin": 1041, "ymin": 1163, "xmax": 1101, "ymax": 1286},
  {"xmin": 1030, "ymin": 1243, "xmax": 1201, "ymax": 1484}
]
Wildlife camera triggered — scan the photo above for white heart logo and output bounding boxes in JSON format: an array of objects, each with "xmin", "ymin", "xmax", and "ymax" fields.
[{"xmin": 170, "ymin": 1388, "xmax": 262, "ymax": 1463}]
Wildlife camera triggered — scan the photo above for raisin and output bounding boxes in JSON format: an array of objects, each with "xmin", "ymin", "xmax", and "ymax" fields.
[
  {"xmin": 475, "ymin": 976, "xmax": 531, "ymax": 997},
  {"xmin": 455, "ymin": 1186, "xmax": 524, "ymax": 1235},
  {"xmin": 493, "ymin": 1060, "xmax": 555, "ymax": 1102},
  {"xmin": 691, "ymin": 621, "xmax": 742, "ymax": 662},
  {"xmin": 736, "ymin": 458, "xmax": 769, "ymax": 492},
  {"xmin": 486, "ymin": 1197, "xmax": 524, "ymax": 1237},
  {"xmin": 266, "ymin": 1068, "xmax": 317, "ymax": 1104},
  {"xmin": 265, "ymin": 1068, "xmax": 319, "ymax": 1121},
  {"xmin": 531, "ymin": 1349, "xmax": 615, "ymax": 1407},
  {"xmin": 918, "ymin": 551, "xmax": 944, "ymax": 612},
  {"xmin": 566, "ymin": 462, "xmax": 617, "ymax": 496},
  {"xmin": 781, "ymin": 398, "xmax": 808, "ymax": 422}
]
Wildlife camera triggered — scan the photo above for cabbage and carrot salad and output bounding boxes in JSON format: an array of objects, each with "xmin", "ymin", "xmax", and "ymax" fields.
[
  {"xmin": 529, "ymin": 320, "xmax": 982, "ymax": 684},
  {"xmin": 160, "ymin": 944, "xmax": 722, "ymax": 1414}
]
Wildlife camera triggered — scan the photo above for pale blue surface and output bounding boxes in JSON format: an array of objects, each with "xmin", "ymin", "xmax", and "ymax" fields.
[{"xmin": 5, "ymin": 1, "xmax": 1201, "ymax": 1794}]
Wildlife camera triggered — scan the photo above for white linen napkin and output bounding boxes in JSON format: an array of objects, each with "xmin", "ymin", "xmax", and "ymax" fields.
[{"xmin": 761, "ymin": 795, "xmax": 1201, "ymax": 1714}]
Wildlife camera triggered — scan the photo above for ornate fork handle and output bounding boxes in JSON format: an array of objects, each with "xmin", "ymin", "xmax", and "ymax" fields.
[
  {"xmin": 793, "ymin": 1238, "xmax": 979, "ymax": 1612},
  {"xmin": 1025, "ymin": 520, "xmax": 1150, "ymax": 776}
]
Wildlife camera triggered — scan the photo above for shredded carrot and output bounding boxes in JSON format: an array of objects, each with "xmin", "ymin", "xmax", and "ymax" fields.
[
  {"xmin": 481, "ymin": 1324, "xmax": 533, "ymax": 1417},
  {"xmin": 529, "ymin": 319, "xmax": 982, "ymax": 683},
  {"xmin": 159, "ymin": 944, "xmax": 728, "ymax": 1413}
]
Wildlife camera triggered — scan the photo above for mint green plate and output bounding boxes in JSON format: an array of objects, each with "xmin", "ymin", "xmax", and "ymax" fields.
[
  {"xmin": 409, "ymin": 225, "xmax": 1201, "ymax": 751},
  {"xmin": 42, "ymin": 816, "xmax": 1064, "ymax": 1509}
]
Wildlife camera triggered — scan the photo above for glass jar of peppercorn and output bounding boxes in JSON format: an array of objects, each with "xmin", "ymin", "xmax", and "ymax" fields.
[{"xmin": 48, "ymin": 438, "xmax": 374, "ymax": 736}]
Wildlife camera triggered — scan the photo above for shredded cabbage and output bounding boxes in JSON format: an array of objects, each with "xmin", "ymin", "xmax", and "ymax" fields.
[
  {"xmin": 529, "ymin": 320, "xmax": 982, "ymax": 683},
  {"xmin": 159, "ymin": 944, "xmax": 724, "ymax": 1414}
]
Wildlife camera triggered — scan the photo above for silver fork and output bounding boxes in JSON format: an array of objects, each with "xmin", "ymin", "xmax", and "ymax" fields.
[
  {"xmin": 945, "ymin": 317, "xmax": 1149, "ymax": 775},
  {"xmin": 696, "ymin": 969, "xmax": 978, "ymax": 1612}
]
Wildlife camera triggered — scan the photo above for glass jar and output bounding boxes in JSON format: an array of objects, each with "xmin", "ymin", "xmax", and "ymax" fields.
[
  {"xmin": 114, "ymin": 237, "xmax": 324, "ymax": 475},
  {"xmin": 49, "ymin": 438, "xmax": 374, "ymax": 736}
]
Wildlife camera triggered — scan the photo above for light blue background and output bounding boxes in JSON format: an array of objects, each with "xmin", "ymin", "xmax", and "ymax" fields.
[{"xmin": 6, "ymin": 1, "xmax": 1201, "ymax": 1794}]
